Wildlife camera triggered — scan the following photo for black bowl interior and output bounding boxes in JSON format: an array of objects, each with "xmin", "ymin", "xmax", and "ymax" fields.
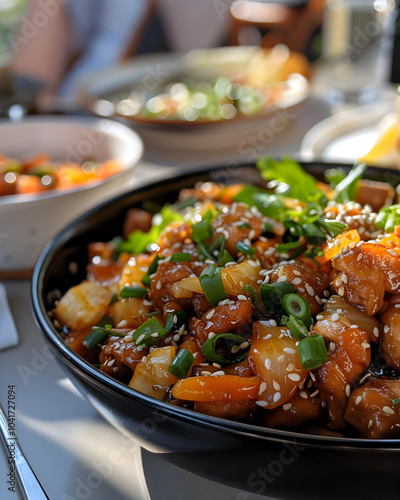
[{"xmin": 31, "ymin": 162, "xmax": 400, "ymax": 498}]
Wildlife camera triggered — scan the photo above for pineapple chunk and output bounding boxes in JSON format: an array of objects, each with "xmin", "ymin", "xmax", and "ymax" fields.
[
  {"xmin": 108, "ymin": 297, "xmax": 150, "ymax": 328},
  {"xmin": 172, "ymin": 259, "xmax": 261, "ymax": 298},
  {"xmin": 54, "ymin": 280, "xmax": 111, "ymax": 330},
  {"xmin": 129, "ymin": 346, "xmax": 178, "ymax": 400}
]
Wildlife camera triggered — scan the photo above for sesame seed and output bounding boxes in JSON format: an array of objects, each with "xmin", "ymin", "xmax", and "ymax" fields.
[
  {"xmin": 124, "ymin": 335, "xmax": 133, "ymax": 343},
  {"xmin": 387, "ymin": 248, "xmax": 398, "ymax": 257},
  {"xmin": 201, "ymin": 371, "xmax": 212, "ymax": 376},
  {"xmin": 205, "ymin": 309, "xmax": 215, "ymax": 320},
  {"xmin": 316, "ymin": 315, "xmax": 323, "ymax": 320},
  {"xmin": 309, "ymin": 389, "xmax": 319, "ymax": 398},
  {"xmin": 283, "ymin": 347, "xmax": 296, "ymax": 354},
  {"xmin": 256, "ymin": 400, "xmax": 268, "ymax": 407},
  {"xmin": 299, "ymin": 391, "xmax": 308, "ymax": 399},
  {"xmin": 362, "ymin": 342, "xmax": 370, "ymax": 349},
  {"xmin": 173, "ymin": 334, "xmax": 180, "ymax": 342},
  {"xmin": 265, "ymin": 358, "xmax": 272, "ymax": 370},
  {"xmin": 293, "ymin": 270, "xmax": 301, "ymax": 276},
  {"xmin": 383, "ymin": 406, "xmax": 395, "ymax": 415},
  {"xmin": 136, "ymin": 334, "xmax": 145, "ymax": 344},
  {"xmin": 306, "ymin": 284, "xmax": 315, "ymax": 296},
  {"xmin": 265, "ymin": 334, "xmax": 272, "ymax": 340},
  {"xmin": 259, "ymin": 382, "xmax": 267, "ymax": 395},
  {"xmin": 286, "ymin": 363, "xmax": 295, "ymax": 372},
  {"xmin": 338, "ymin": 286, "xmax": 345, "ymax": 297},
  {"xmin": 231, "ymin": 345, "xmax": 240, "ymax": 354},
  {"xmin": 288, "ymin": 373, "xmax": 301, "ymax": 381},
  {"xmin": 273, "ymin": 392, "xmax": 281, "ymax": 403},
  {"xmin": 156, "ymin": 281, "xmax": 162, "ymax": 290},
  {"xmin": 395, "ymin": 304, "xmax": 400, "ymax": 309},
  {"xmin": 107, "ymin": 358, "xmax": 115, "ymax": 367},
  {"xmin": 211, "ymin": 370, "xmax": 225, "ymax": 377},
  {"xmin": 151, "ymin": 332, "xmax": 159, "ymax": 338},
  {"xmin": 278, "ymin": 354, "xmax": 285, "ymax": 363},
  {"xmin": 345, "ymin": 384, "xmax": 351, "ymax": 398},
  {"xmin": 277, "ymin": 276, "xmax": 287, "ymax": 283},
  {"xmin": 117, "ymin": 319, "xmax": 128, "ymax": 328},
  {"xmin": 240, "ymin": 341, "xmax": 250, "ymax": 349},
  {"xmin": 273, "ymin": 380, "xmax": 280, "ymax": 391},
  {"xmin": 323, "ymin": 290, "xmax": 330, "ymax": 298},
  {"xmin": 208, "ymin": 332, "xmax": 216, "ymax": 339},
  {"xmin": 383, "ymin": 325, "xmax": 389, "ymax": 334},
  {"xmin": 292, "ymin": 278, "xmax": 302, "ymax": 285},
  {"xmin": 331, "ymin": 312, "xmax": 339, "ymax": 322},
  {"xmin": 269, "ymin": 319, "xmax": 277, "ymax": 327},
  {"xmin": 342, "ymin": 274, "xmax": 348, "ymax": 284},
  {"xmin": 112, "ymin": 367, "xmax": 119, "ymax": 373},
  {"xmin": 355, "ymin": 396, "xmax": 362, "ymax": 405},
  {"xmin": 237, "ymin": 294, "xmax": 247, "ymax": 301},
  {"xmin": 309, "ymin": 371, "xmax": 316, "ymax": 382},
  {"xmin": 373, "ymin": 327, "xmax": 379, "ymax": 338},
  {"xmin": 368, "ymin": 419, "xmax": 373, "ymax": 428},
  {"xmin": 298, "ymin": 287, "xmax": 305, "ymax": 293},
  {"xmin": 143, "ymin": 300, "xmax": 152, "ymax": 307}
]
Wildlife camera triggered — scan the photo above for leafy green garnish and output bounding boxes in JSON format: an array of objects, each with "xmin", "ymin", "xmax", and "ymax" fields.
[
  {"xmin": 333, "ymin": 163, "xmax": 367, "ymax": 203},
  {"xmin": 256, "ymin": 156, "xmax": 318, "ymax": 203},
  {"xmin": 324, "ymin": 167, "xmax": 347, "ymax": 188},
  {"xmin": 118, "ymin": 205, "xmax": 183, "ymax": 254},
  {"xmin": 375, "ymin": 204, "xmax": 400, "ymax": 232}
]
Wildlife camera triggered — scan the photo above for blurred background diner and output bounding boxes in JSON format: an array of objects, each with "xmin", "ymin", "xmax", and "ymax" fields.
[{"xmin": 0, "ymin": 0, "xmax": 398, "ymax": 113}]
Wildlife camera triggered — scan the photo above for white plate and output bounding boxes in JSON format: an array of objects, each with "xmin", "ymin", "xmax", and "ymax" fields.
[{"xmin": 300, "ymin": 100, "xmax": 397, "ymax": 164}]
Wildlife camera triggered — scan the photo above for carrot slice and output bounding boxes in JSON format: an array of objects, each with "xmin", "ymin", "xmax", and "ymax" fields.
[{"xmin": 171, "ymin": 375, "xmax": 261, "ymax": 401}]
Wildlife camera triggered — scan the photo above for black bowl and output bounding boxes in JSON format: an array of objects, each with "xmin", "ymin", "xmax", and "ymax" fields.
[{"xmin": 32, "ymin": 162, "xmax": 400, "ymax": 499}]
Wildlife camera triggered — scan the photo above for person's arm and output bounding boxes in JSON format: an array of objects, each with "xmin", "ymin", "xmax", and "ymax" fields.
[{"xmin": 11, "ymin": 0, "xmax": 72, "ymax": 100}]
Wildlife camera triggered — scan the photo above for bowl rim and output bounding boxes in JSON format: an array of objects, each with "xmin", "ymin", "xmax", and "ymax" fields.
[
  {"xmin": 0, "ymin": 114, "xmax": 143, "ymax": 206},
  {"xmin": 31, "ymin": 161, "xmax": 400, "ymax": 450}
]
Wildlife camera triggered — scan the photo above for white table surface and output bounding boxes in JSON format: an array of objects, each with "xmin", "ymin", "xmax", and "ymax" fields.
[{"xmin": 0, "ymin": 70, "xmax": 394, "ymax": 499}]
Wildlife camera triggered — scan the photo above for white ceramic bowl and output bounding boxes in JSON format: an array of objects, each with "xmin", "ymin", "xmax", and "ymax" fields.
[{"xmin": 0, "ymin": 115, "xmax": 143, "ymax": 276}]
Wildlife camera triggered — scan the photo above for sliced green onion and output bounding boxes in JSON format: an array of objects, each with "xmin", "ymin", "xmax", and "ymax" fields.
[
  {"xmin": 199, "ymin": 265, "xmax": 227, "ymax": 305},
  {"xmin": 316, "ymin": 218, "xmax": 348, "ymax": 237},
  {"xmin": 244, "ymin": 285, "xmax": 258, "ymax": 307},
  {"xmin": 83, "ymin": 329, "xmax": 109, "ymax": 349},
  {"xmin": 297, "ymin": 334, "xmax": 329, "ymax": 370},
  {"xmin": 191, "ymin": 219, "xmax": 213, "ymax": 243},
  {"xmin": 120, "ymin": 286, "xmax": 147, "ymax": 298},
  {"xmin": 289, "ymin": 242, "xmax": 307, "ymax": 260},
  {"xmin": 333, "ymin": 163, "xmax": 367, "ymax": 203},
  {"xmin": 238, "ymin": 222, "xmax": 252, "ymax": 230},
  {"xmin": 109, "ymin": 292, "xmax": 119, "ymax": 305},
  {"xmin": 170, "ymin": 252, "xmax": 192, "ymax": 263},
  {"xmin": 201, "ymin": 333, "xmax": 250, "ymax": 364},
  {"xmin": 217, "ymin": 248, "xmax": 235, "ymax": 267},
  {"xmin": 168, "ymin": 349, "xmax": 195, "ymax": 378},
  {"xmin": 132, "ymin": 317, "xmax": 165, "ymax": 347},
  {"xmin": 280, "ymin": 315, "xmax": 289, "ymax": 326},
  {"xmin": 236, "ymin": 241, "xmax": 256, "ymax": 257},
  {"xmin": 144, "ymin": 311, "xmax": 161, "ymax": 317},
  {"xmin": 287, "ymin": 315, "xmax": 309, "ymax": 339},
  {"xmin": 141, "ymin": 255, "xmax": 163, "ymax": 286},
  {"xmin": 283, "ymin": 293, "xmax": 311, "ymax": 328},
  {"xmin": 83, "ymin": 317, "xmax": 112, "ymax": 349},
  {"xmin": 302, "ymin": 223, "xmax": 326, "ymax": 246},
  {"xmin": 260, "ymin": 282, "xmax": 295, "ymax": 314},
  {"xmin": 165, "ymin": 310, "xmax": 187, "ymax": 334},
  {"xmin": 393, "ymin": 398, "xmax": 400, "ymax": 406}
]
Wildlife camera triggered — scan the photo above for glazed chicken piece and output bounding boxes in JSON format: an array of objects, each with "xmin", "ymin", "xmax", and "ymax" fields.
[
  {"xmin": 262, "ymin": 388, "xmax": 323, "ymax": 429},
  {"xmin": 99, "ymin": 336, "xmax": 148, "ymax": 383},
  {"xmin": 331, "ymin": 242, "xmax": 400, "ymax": 316},
  {"xmin": 324, "ymin": 200, "xmax": 379, "ymax": 240},
  {"xmin": 148, "ymin": 259, "xmax": 206, "ymax": 311},
  {"xmin": 268, "ymin": 261, "xmax": 330, "ymax": 315},
  {"xmin": 189, "ymin": 299, "xmax": 253, "ymax": 348},
  {"xmin": 211, "ymin": 202, "xmax": 264, "ymax": 257},
  {"xmin": 312, "ymin": 296, "xmax": 372, "ymax": 429},
  {"xmin": 345, "ymin": 377, "xmax": 400, "ymax": 438},
  {"xmin": 379, "ymin": 304, "xmax": 400, "ymax": 371}
]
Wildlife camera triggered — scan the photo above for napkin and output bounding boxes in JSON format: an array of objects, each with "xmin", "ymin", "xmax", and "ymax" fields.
[{"xmin": 0, "ymin": 283, "xmax": 19, "ymax": 350}]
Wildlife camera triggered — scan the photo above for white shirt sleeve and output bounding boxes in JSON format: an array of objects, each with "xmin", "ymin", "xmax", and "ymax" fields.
[{"xmin": 58, "ymin": 0, "xmax": 149, "ymax": 100}]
